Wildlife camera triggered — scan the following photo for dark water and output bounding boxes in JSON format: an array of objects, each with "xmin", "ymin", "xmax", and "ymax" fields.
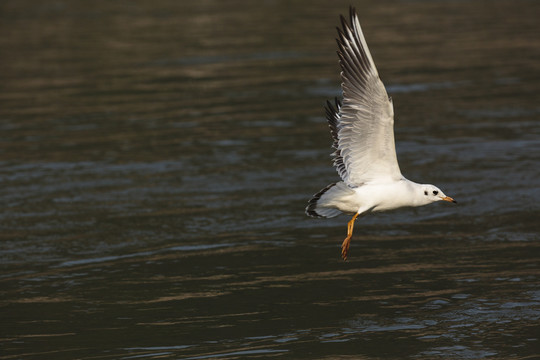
[{"xmin": 1, "ymin": 1, "xmax": 539, "ymax": 359}]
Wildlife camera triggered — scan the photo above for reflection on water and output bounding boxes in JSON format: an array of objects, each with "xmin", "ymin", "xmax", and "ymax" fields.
[{"xmin": 1, "ymin": 0, "xmax": 539, "ymax": 359}]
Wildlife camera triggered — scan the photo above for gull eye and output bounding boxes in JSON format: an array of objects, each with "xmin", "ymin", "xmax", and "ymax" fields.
[
  {"xmin": 424, "ymin": 191, "xmax": 428, "ymax": 196},
  {"xmin": 433, "ymin": 190, "xmax": 439, "ymax": 195}
]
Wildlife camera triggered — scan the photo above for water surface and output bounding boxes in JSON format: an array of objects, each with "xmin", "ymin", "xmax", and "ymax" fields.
[{"xmin": 1, "ymin": 0, "xmax": 539, "ymax": 359}]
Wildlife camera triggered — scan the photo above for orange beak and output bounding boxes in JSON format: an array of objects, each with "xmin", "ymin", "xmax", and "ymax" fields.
[{"xmin": 441, "ymin": 196, "xmax": 457, "ymax": 203}]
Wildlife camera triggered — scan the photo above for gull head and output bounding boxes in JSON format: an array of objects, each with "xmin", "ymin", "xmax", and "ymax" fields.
[{"xmin": 421, "ymin": 184, "xmax": 456, "ymax": 205}]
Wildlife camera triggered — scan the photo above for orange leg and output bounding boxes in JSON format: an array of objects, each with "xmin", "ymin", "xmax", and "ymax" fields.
[{"xmin": 341, "ymin": 212, "xmax": 359, "ymax": 260}]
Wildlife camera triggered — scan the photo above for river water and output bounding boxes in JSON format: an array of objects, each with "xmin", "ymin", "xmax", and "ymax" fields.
[{"xmin": 1, "ymin": 1, "xmax": 539, "ymax": 359}]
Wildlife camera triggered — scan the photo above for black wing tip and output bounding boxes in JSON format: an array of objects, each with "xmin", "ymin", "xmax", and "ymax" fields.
[
  {"xmin": 336, "ymin": 7, "xmax": 371, "ymax": 77},
  {"xmin": 325, "ymin": 98, "xmax": 341, "ymax": 116},
  {"xmin": 349, "ymin": 6, "xmax": 357, "ymax": 21},
  {"xmin": 324, "ymin": 97, "xmax": 341, "ymax": 138},
  {"xmin": 324, "ymin": 96, "xmax": 343, "ymax": 176},
  {"xmin": 338, "ymin": 6, "xmax": 358, "ymax": 36},
  {"xmin": 306, "ymin": 207, "xmax": 321, "ymax": 218},
  {"xmin": 339, "ymin": 14, "xmax": 348, "ymax": 32},
  {"xmin": 335, "ymin": 5, "xmax": 376, "ymax": 89},
  {"xmin": 305, "ymin": 183, "xmax": 337, "ymax": 218},
  {"xmin": 336, "ymin": 21, "xmax": 348, "ymax": 46}
]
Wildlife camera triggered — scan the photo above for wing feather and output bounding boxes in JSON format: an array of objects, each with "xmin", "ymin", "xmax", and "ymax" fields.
[
  {"xmin": 325, "ymin": 98, "xmax": 348, "ymax": 181},
  {"xmin": 333, "ymin": 7, "xmax": 402, "ymax": 185}
]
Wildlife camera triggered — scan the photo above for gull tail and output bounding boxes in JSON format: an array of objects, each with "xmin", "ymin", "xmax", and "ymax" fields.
[{"xmin": 306, "ymin": 181, "xmax": 354, "ymax": 218}]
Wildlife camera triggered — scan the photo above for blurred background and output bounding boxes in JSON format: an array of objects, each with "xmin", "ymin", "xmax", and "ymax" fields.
[{"xmin": 1, "ymin": 0, "xmax": 539, "ymax": 359}]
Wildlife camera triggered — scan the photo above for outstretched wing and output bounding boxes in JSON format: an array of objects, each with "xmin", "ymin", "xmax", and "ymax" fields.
[{"xmin": 333, "ymin": 7, "xmax": 402, "ymax": 185}]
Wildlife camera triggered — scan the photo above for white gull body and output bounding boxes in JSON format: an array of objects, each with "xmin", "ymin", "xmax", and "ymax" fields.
[{"xmin": 306, "ymin": 7, "xmax": 456, "ymax": 260}]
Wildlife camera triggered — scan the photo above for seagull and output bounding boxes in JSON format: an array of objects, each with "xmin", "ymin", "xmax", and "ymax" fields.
[{"xmin": 306, "ymin": 7, "xmax": 456, "ymax": 260}]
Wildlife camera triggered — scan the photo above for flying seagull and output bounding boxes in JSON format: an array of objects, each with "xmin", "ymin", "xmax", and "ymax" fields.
[{"xmin": 306, "ymin": 7, "xmax": 456, "ymax": 260}]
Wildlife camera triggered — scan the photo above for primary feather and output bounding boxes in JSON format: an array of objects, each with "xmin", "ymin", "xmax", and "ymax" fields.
[{"xmin": 335, "ymin": 7, "xmax": 402, "ymax": 185}]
